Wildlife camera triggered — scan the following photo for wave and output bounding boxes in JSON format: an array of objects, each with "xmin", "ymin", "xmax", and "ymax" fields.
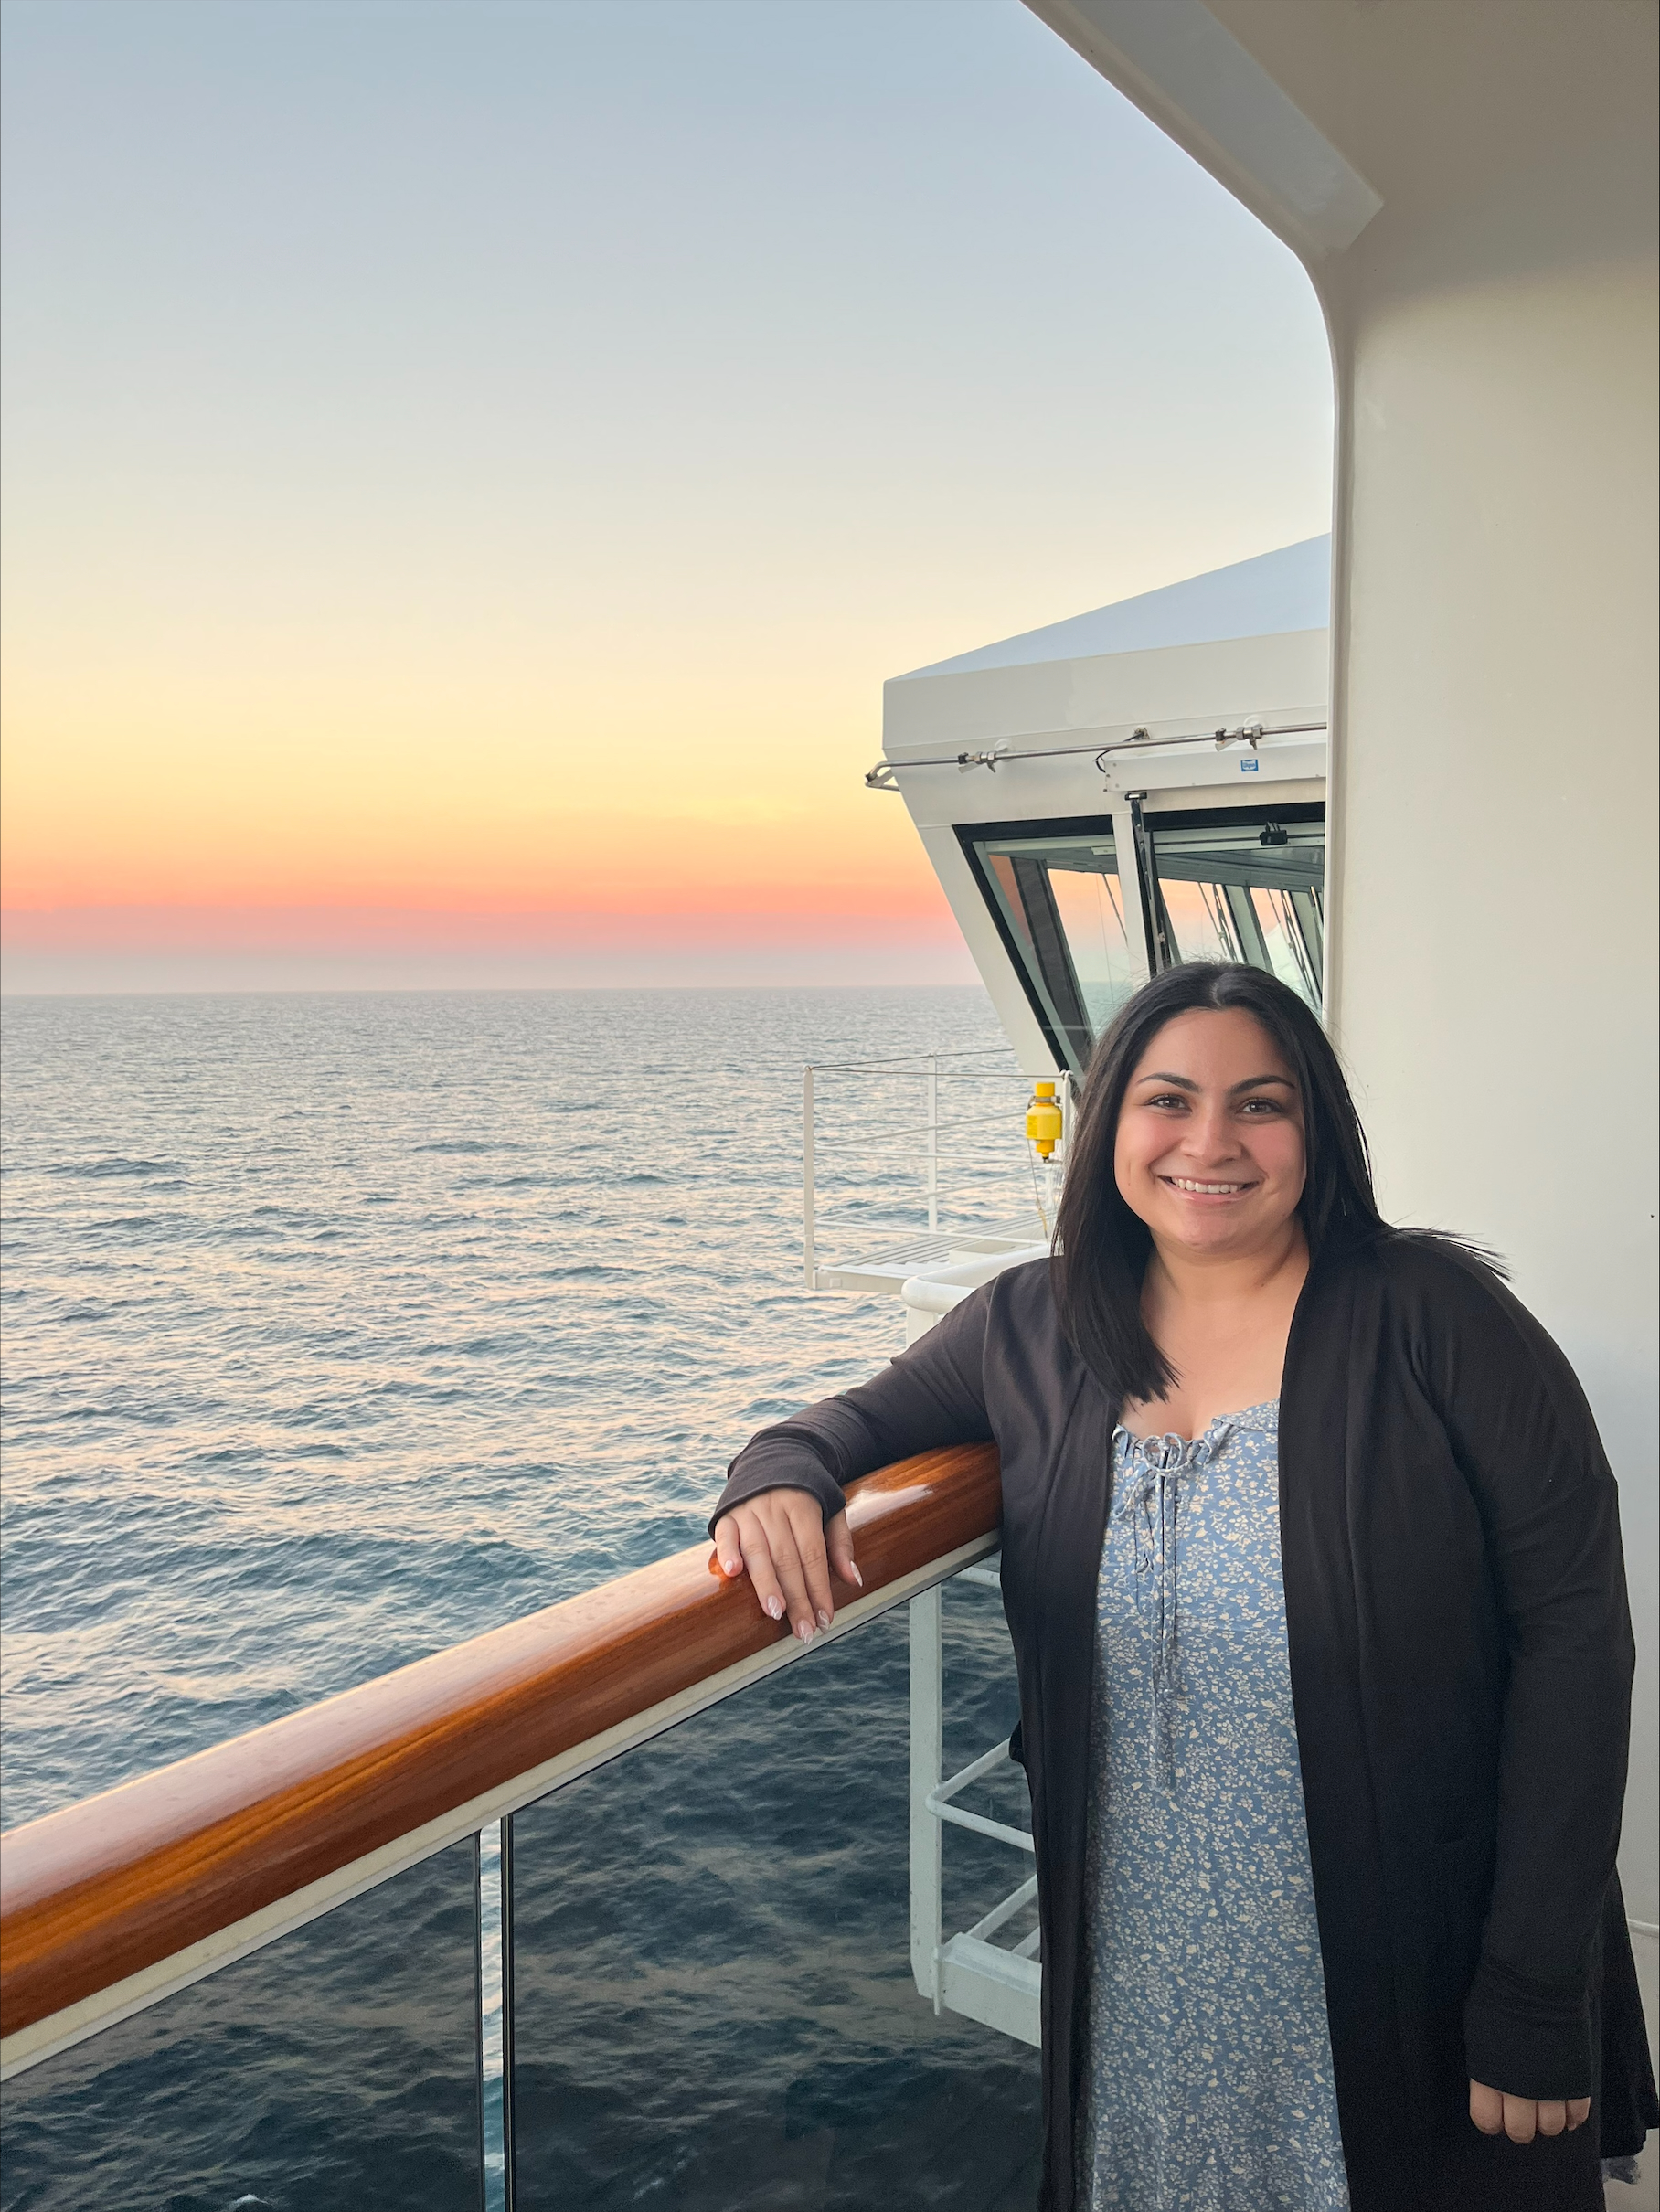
[{"xmin": 42, "ymin": 1155, "xmax": 182, "ymax": 1180}]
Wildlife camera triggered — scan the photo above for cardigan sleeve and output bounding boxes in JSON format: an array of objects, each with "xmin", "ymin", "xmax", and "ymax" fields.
[
  {"xmin": 708, "ymin": 1281, "xmax": 995, "ymax": 1536},
  {"xmin": 1403, "ymin": 1239, "xmax": 1636, "ymax": 2100}
]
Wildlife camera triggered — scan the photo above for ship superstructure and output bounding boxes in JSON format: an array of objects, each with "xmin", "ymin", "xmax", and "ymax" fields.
[{"xmin": 879, "ymin": 534, "xmax": 1331, "ymax": 1069}]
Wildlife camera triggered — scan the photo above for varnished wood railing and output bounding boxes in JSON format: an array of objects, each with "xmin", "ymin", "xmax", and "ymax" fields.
[{"xmin": 0, "ymin": 1444, "xmax": 1000, "ymax": 2060}]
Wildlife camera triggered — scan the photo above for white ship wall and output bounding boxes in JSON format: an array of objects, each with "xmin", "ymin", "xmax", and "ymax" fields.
[
  {"xmin": 1025, "ymin": 0, "xmax": 1659, "ymax": 2019},
  {"xmin": 1323, "ymin": 90, "xmax": 1660, "ymax": 1953}
]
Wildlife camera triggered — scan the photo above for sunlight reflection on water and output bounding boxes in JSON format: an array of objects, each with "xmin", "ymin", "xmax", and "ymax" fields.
[{"xmin": 0, "ymin": 985, "xmax": 1027, "ymax": 1828}]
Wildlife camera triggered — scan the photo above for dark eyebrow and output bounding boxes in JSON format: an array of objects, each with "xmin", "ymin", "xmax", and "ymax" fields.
[{"xmin": 1134, "ymin": 1071, "xmax": 1296, "ymax": 1094}]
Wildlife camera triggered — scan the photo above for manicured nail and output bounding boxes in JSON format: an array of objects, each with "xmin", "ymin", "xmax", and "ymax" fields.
[
  {"xmin": 722, "ymin": 1557, "xmax": 741, "ymax": 1578},
  {"xmin": 796, "ymin": 1620, "xmax": 814, "ymax": 1643},
  {"xmin": 764, "ymin": 1594, "xmax": 784, "ymax": 1621},
  {"xmin": 846, "ymin": 1563, "xmax": 863, "ymax": 1589},
  {"xmin": 816, "ymin": 1609, "xmax": 832, "ymax": 1630}
]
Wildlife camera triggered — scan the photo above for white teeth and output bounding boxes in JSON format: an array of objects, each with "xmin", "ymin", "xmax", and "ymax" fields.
[{"xmin": 1168, "ymin": 1177, "xmax": 1249, "ymax": 1194}]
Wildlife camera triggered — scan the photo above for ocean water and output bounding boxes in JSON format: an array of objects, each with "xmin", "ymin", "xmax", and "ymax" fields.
[
  {"xmin": 0, "ymin": 986, "xmax": 1046, "ymax": 2212},
  {"xmin": 0, "ymin": 984, "xmax": 1038, "ymax": 1826}
]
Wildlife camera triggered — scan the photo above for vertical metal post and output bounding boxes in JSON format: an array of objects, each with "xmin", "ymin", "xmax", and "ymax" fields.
[
  {"xmin": 910, "ymin": 1585, "xmax": 943, "ymax": 2008},
  {"xmin": 802, "ymin": 1066, "xmax": 816, "ymax": 1290},
  {"xmin": 1109, "ymin": 797, "xmax": 1156, "ymax": 986},
  {"xmin": 500, "ymin": 1814, "xmax": 516, "ymax": 2212},
  {"xmin": 473, "ymin": 1829, "xmax": 487, "ymax": 2212},
  {"xmin": 1058, "ymin": 1069, "xmax": 1076, "ymax": 1234},
  {"xmin": 1128, "ymin": 792, "xmax": 1172, "ymax": 972},
  {"xmin": 925, "ymin": 1058, "xmax": 939, "ymax": 1234}
]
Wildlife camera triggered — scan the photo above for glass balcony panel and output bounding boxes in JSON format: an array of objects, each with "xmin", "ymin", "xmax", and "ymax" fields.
[
  {"xmin": 0, "ymin": 1836, "xmax": 484, "ymax": 2212},
  {"xmin": 508, "ymin": 1601, "xmax": 1042, "ymax": 2211}
]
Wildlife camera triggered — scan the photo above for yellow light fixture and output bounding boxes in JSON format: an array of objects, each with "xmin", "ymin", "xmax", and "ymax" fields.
[{"xmin": 1025, "ymin": 1080, "xmax": 1063, "ymax": 1159}]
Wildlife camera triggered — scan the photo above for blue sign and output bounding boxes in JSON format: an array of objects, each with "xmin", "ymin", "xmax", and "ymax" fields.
[{"xmin": 1240, "ymin": 758, "xmax": 1261, "ymax": 773}]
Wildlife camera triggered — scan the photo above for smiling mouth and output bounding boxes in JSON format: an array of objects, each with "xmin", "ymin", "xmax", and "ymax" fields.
[{"xmin": 1162, "ymin": 1175, "xmax": 1257, "ymax": 1196}]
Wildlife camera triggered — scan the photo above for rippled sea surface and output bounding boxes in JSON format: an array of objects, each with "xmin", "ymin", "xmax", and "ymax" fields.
[
  {"xmin": 2, "ymin": 986, "xmax": 1051, "ymax": 2212},
  {"xmin": 1, "ymin": 984, "xmax": 1034, "ymax": 1829}
]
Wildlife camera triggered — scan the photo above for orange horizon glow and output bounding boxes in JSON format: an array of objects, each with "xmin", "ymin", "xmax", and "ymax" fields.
[
  {"xmin": 0, "ymin": 832, "xmax": 952, "ymax": 919},
  {"xmin": 1, "ymin": 0, "xmax": 1333, "ymax": 984},
  {"xmin": 0, "ymin": 893, "xmax": 963, "ymax": 936},
  {"xmin": 0, "ymin": 617, "xmax": 960, "ymax": 928},
  {"xmin": 1, "ymin": 742, "xmax": 949, "ymax": 925}
]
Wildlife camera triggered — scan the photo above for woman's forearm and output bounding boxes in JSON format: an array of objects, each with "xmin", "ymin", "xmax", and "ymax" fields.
[{"xmin": 709, "ymin": 1281, "xmax": 996, "ymax": 1534}]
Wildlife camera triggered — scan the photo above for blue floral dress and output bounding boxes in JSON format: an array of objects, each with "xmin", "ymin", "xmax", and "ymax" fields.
[{"xmin": 1077, "ymin": 1404, "xmax": 1351, "ymax": 2212}]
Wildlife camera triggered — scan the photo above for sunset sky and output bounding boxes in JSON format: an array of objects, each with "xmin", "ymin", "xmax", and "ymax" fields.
[{"xmin": 1, "ymin": 0, "xmax": 1332, "ymax": 992}]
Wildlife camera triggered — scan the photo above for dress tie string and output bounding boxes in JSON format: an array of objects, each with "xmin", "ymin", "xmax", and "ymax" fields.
[{"xmin": 1124, "ymin": 1422, "xmax": 1234, "ymax": 1785}]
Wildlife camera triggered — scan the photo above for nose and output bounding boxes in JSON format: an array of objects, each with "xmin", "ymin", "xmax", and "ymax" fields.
[{"xmin": 1182, "ymin": 1100, "xmax": 1241, "ymax": 1162}]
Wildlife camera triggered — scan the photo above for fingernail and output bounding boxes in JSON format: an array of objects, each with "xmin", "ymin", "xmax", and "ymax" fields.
[
  {"xmin": 817, "ymin": 1609, "xmax": 832, "ymax": 1630},
  {"xmin": 846, "ymin": 1563, "xmax": 864, "ymax": 1589},
  {"xmin": 796, "ymin": 1620, "xmax": 814, "ymax": 1643},
  {"xmin": 764, "ymin": 1595, "xmax": 784, "ymax": 1621},
  {"xmin": 723, "ymin": 1558, "xmax": 741, "ymax": 1578}
]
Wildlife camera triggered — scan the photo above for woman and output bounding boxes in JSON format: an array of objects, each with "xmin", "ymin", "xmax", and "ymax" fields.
[{"xmin": 709, "ymin": 962, "xmax": 1655, "ymax": 2212}]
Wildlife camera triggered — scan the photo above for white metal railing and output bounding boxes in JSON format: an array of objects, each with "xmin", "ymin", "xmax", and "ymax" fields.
[
  {"xmin": 802, "ymin": 1048, "xmax": 1071, "ymax": 1296},
  {"xmin": 909, "ymin": 1563, "xmax": 1041, "ymax": 2049},
  {"xmin": 799, "ymin": 1052, "xmax": 1053, "ymax": 2049},
  {"xmin": 927, "ymin": 1739, "xmax": 1037, "ymax": 1855}
]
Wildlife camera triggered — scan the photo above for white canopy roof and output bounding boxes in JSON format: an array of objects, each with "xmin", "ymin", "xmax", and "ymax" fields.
[
  {"xmin": 897, "ymin": 536, "xmax": 1331, "ymax": 681},
  {"xmin": 884, "ymin": 537, "xmax": 1332, "ymax": 760}
]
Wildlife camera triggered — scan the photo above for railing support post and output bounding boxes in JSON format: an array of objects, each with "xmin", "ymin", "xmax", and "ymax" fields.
[
  {"xmin": 926, "ymin": 1058, "xmax": 939, "ymax": 1234},
  {"xmin": 803, "ymin": 1066, "xmax": 816, "ymax": 1290},
  {"xmin": 499, "ymin": 1814, "xmax": 516, "ymax": 2212},
  {"xmin": 909, "ymin": 1585, "xmax": 943, "ymax": 2009},
  {"xmin": 474, "ymin": 1828, "xmax": 487, "ymax": 2209}
]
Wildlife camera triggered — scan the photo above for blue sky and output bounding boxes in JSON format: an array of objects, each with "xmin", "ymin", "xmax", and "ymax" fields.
[{"xmin": 1, "ymin": 0, "xmax": 1333, "ymax": 991}]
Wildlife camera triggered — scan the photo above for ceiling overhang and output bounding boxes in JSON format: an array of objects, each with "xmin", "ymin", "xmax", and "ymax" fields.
[{"xmin": 1022, "ymin": 0, "xmax": 1381, "ymax": 263}]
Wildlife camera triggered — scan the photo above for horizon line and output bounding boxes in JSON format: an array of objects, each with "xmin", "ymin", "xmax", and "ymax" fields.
[{"xmin": 1, "ymin": 976, "xmax": 993, "ymax": 1003}]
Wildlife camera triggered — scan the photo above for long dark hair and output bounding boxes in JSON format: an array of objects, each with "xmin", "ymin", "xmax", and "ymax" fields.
[{"xmin": 1052, "ymin": 962, "xmax": 1386, "ymax": 1404}]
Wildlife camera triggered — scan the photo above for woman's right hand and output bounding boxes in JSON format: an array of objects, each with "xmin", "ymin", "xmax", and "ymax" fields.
[{"xmin": 712, "ymin": 1490, "xmax": 862, "ymax": 1643}]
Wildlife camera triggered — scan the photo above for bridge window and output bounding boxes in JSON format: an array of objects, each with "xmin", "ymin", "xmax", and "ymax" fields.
[
  {"xmin": 1143, "ymin": 806, "xmax": 1324, "ymax": 1011},
  {"xmin": 962, "ymin": 803, "xmax": 1326, "ymax": 1073},
  {"xmin": 962, "ymin": 818, "xmax": 1142, "ymax": 1072}
]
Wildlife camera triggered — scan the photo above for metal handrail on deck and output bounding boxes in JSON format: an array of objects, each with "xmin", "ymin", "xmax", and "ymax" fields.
[{"xmin": 0, "ymin": 1442, "xmax": 1002, "ymax": 2080}]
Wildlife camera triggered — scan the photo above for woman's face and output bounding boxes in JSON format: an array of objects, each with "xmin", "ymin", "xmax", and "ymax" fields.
[{"xmin": 1113, "ymin": 1007, "xmax": 1306, "ymax": 1261}]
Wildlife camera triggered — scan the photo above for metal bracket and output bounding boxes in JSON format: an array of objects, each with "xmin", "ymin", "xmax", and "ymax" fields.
[{"xmin": 955, "ymin": 741, "xmax": 1010, "ymax": 774}]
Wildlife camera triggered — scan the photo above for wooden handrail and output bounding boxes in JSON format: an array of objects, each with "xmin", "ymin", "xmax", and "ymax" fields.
[{"xmin": 0, "ymin": 1444, "xmax": 1000, "ymax": 2046}]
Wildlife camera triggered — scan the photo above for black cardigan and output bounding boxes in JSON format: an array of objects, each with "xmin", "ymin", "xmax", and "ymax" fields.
[{"xmin": 712, "ymin": 1231, "xmax": 1657, "ymax": 2212}]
